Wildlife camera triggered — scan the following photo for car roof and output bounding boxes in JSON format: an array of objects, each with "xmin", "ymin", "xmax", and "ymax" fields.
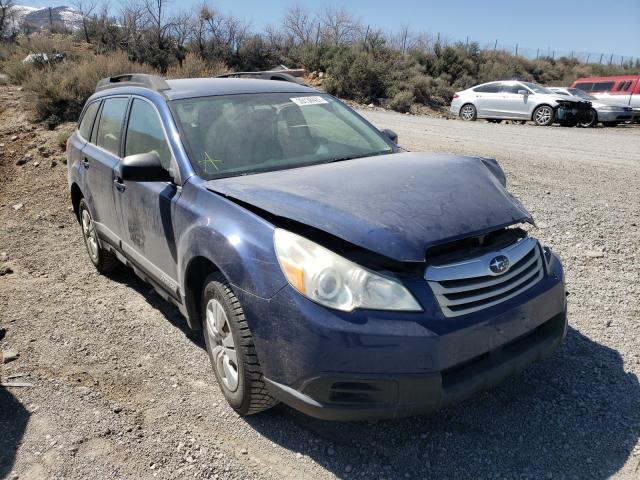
[
  {"xmin": 573, "ymin": 75, "xmax": 639, "ymax": 82},
  {"xmin": 163, "ymin": 78, "xmax": 317, "ymax": 100}
]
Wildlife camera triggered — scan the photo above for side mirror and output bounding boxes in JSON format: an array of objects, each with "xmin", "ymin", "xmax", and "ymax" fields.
[
  {"xmin": 380, "ymin": 128, "xmax": 398, "ymax": 144},
  {"xmin": 119, "ymin": 151, "xmax": 171, "ymax": 182},
  {"xmin": 518, "ymin": 90, "xmax": 529, "ymax": 95}
]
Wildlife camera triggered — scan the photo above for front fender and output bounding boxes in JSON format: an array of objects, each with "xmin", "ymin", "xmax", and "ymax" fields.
[{"xmin": 176, "ymin": 181, "xmax": 287, "ymax": 300}]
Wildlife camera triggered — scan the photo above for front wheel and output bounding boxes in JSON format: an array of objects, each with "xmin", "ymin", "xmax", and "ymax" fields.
[
  {"xmin": 460, "ymin": 104, "xmax": 477, "ymax": 121},
  {"xmin": 579, "ymin": 109, "xmax": 598, "ymax": 128},
  {"xmin": 78, "ymin": 199, "xmax": 119, "ymax": 273},
  {"xmin": 202, "ymin": 272, "xmax": 278, "ymax": 416},
  {"xmin": 533, "ymin": 105, "xmax": 555, "ymax": 126}
]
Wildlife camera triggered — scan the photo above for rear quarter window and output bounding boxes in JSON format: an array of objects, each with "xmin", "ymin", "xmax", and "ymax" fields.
[{"xmin": 78, "ymin": 101, "xmax": 100, "ymax": 141}]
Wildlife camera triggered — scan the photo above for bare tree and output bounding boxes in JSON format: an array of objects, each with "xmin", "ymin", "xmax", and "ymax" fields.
[
  {"xmin": 0, "ymin": 0, "xmax": 14, "ymax": 38},
  {"xmin": 318, "ymin": 6, "xmax": 362, "ymax": 45},
  {"xmin": 282, "ymin": 4, "xmax": 313, "ymax": 44},
  {"xmin": 71, "ymin": 0, "xmax": 98, "ymax": 43},
  {"xmin": 170, "ymin": 9, "xmax": 193, "ymax": 66}
]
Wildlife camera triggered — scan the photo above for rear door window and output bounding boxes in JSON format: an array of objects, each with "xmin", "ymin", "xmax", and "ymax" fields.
[
  {"xmin": 591, "ymin": 82, "xmax": 615, "ymax": 92},
  {"xmin": 473, "ymin": 83, "xmax": 500, "ymax": 93},
  {"xmin": 96, "ymin": 97, "xmax": 129, "ymax": 155},
  {"xmin": 78, "ymin": 101, "xmax": 100, "ymax": 141},
  {"xmin": 125, "ymin": 99, "xmax": 172, "ymax": 170}
]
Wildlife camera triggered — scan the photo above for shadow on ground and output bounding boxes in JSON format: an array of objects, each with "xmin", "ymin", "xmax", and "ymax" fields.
[
  {"xmin": 0, "ymin": 386, "xmax": 30, "ymax": 478},
  {"xmin": 105, "ymin": 268, "xmax": 640, "ymax": 479}
]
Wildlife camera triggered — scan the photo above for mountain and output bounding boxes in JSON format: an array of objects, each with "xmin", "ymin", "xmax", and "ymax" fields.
[{"xmin": 8, "ymin": 5, "xmax": 83, "ymax": 33}]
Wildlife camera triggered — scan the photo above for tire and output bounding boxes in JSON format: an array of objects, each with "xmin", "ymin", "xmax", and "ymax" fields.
[
  {"xmin": 511, "ymin": 120, "xmax": 526, "ymax": 125},
  {"xmin": 460, "ymin": 104, "xmax": 477, "ymax": 121},
  {"xmin": 603, "ymin": 121, "xmax": 620, "ymax": 127},
  {"xmin": 579, "ymin": 109, "xmax": 598, "ymax": 128},
  {"xmin": 486, "ymin": 119, "xmax": 502, "ymax": 124},
  {"xmin": 201, "ymin": 272, "xmax": 278, "ymax": 416},
  {"xmin": 78, "ymin": 199, "xmax": 119, "ymax": 273},
  {"xmin": 533, "ymin": 105, "xmax": 555, "ymax": 126}
]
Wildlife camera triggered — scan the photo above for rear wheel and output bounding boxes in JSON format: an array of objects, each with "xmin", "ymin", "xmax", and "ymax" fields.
[
  {"xmin": 533, "ymin": 105, "xmax": 555, "ymax": 126},
  {"xmin": 78, "ymin": 199, "xmax": 119, "ymax": 273},
  {"xmin": 460, "ymin": 104, "xmax": 477, "ymax": 121},
  {"xmin": 579, "ymin": 109, "xmax": 598, "ymax": 128},
  {"xmin": 603, "ymin": 121, "xmax": 620, "ymax": 127},
  {"xmin": 201, "ymin": 272, "xmax": 278, "ymax": 416}
]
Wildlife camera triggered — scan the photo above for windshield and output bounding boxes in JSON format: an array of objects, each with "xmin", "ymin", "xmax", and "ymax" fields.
[
  {"xmin": 521, "ymin": 82, "xmax": 554, "ymax": 95},
  {"xmin": 172, "ymin": 93, "xmax": 393, "ymax": 179},
  {"xmin": 567, "ymin": 88, "xmax": 596, "ymax": 100}
]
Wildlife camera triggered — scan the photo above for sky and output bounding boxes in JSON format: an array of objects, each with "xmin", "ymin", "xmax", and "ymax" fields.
[{"xmin": 18, "ymin": 0, "xmax": 640, "ymax": 58}]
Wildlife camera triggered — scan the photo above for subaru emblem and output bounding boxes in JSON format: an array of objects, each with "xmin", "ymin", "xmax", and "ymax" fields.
[{"xmin": 489, "ymin": 255, "xmax": 510, "ymax": 274}]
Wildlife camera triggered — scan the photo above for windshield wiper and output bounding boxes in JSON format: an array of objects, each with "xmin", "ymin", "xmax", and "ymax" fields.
[{"xmin": 326, "ymin": 150, "xmax": 391, "ymax": 164}]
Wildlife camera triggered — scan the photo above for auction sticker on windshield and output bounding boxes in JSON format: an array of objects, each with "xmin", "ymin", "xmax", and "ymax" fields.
[{"xmin": 290, "ymin": 96, "xmax": 329, "ymax": 106}]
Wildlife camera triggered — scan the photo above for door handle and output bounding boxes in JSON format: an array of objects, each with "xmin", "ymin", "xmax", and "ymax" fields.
[
  {"xmin": 114, "ymin": 178, "xmax": 126, "ymax": 193},
  {"xmin": 82, "ymin": 157, "xmax": 89, "ymax": 169}
]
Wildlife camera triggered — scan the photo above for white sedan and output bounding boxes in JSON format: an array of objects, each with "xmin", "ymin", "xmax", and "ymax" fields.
[{"xmin": 450, "ymin": 81, "xmax": 591, "ymax": 126}]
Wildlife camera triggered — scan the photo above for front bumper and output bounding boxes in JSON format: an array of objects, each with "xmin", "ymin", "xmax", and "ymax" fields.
[
  {"xmin": 265, "ymin": 312, "xmax": 566, "ymax": 421},
  {"xmin": 597, "ymin": 109, "xmax": 633, "ymax": 122},
  {"xmin": 236, "ymin": 251, "xmax": 567, "ymax": 421}
]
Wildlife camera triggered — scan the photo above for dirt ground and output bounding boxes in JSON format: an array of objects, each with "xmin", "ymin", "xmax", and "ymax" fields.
[{"xmin": 1, "ymin": 85, "xmax": 639, "ymax": 479}]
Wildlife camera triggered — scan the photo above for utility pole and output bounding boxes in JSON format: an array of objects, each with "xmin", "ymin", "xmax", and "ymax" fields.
[
  {"xmin": 536, "ymin": 48, "xmax": 539, "ymax": 60},
  {"xmin": 609, "ymin": 53, "xmax": 613, "ymax": 64},
  {"xmin": 515, "ymin": 43, "xmax": 518, "ymax": 56},
  {"xmin": 48, "ymin": 7, "xmax": 53, "ymax": 30},
  {"xmin": 494, "ymin": 39, "xmax": 497, "ymax": 51},
  {"xmin": 586, "ymin": 53, "xmax": 590, "ymax": 63},
  {"xmin": 599, "ymin": 53, "xmax": 604, "ymax": 64}
]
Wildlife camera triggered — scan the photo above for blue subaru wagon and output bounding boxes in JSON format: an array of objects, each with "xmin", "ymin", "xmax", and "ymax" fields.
[{"xmin": 67, "ymin": 73, "xmax": 567, "ymax": 420}]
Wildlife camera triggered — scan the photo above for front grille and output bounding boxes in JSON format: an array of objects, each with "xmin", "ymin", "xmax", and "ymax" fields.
[{"xmin": 425, "ymin": 237, "xmax": 544, "ymax": 317}]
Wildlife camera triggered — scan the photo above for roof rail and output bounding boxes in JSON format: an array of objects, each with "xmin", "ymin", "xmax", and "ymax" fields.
[
  {"xmin": 95, "ymin": 74, "xmax": 171, "ymax": 93},
  {"xmin": 214, "ymin": 71, "xmax": 305, "ymax": 85}
]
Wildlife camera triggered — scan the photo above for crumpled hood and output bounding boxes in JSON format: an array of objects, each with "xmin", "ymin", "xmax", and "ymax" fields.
[{"xmin": 205, "ymin": 152, "xmax": 533, "ymax": 262}]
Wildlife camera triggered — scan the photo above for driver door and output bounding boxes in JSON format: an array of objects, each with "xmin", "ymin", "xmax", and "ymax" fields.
[
  {"xmin": 499, "ymin": 83, "xmax": 530, "ymax": 119},
  {"xmin": 114, "ymin": 97, "xmax": 182, "ymax": 298}
]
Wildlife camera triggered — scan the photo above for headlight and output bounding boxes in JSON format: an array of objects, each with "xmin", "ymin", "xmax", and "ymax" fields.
[
  {"xmin": 273, "ymin": 229, "xmax": 422, "ymax": 312},
  {"xmin": 599, "ymin": 105, "xmax": 618, "ymax": 111}
]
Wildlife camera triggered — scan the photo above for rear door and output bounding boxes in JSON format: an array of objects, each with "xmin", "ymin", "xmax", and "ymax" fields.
[
  {"xmin": 473, "ymin": 83, "xmax": 503, "ymax": 117},
  {"xmin": 81, "ymin": 96, "xmax": 130, "ymax": 246},
  {"xmin": 114, "ymin": 97, "xmax": 182, "ymax": 297}
]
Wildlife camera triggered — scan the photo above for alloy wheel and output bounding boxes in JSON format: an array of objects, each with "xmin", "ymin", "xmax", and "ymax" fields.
[
  {"xmin": 535, "ymin": 106, "xmax": 553, "ymax": 125},
  {"xmin": 81, "ymin": 209, "xmax": 99, "ymax": 262},
  {"xmin": 461, "ymin": 105, "xmax": 476, "ymax": 121},
  {"xmin": 205, "ymin": 299, "xmax": 239, "ymax": 392}
]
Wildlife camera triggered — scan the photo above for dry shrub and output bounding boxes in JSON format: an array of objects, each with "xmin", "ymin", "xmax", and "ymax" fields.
[
  {"xmin": 26, "ymin": 51, "xmax": 156, "ymax": 126},
  {"xmin": 166, "ymin": 53, "xmax": 229, "ymax": 79},
  {"xmin": 2, "ymin": 57, "xmax": 36, "ymax": 85}
]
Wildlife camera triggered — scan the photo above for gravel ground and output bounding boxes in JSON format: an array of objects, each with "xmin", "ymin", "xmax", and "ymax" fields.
[{"xmin": 1, "ymin": 86, "xmax": 639, "ymax": 480}]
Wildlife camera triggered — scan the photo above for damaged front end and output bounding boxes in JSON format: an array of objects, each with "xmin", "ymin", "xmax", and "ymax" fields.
[{"xmin": 556, "ymin": 99, "xmax": 592, "ymax": 124}]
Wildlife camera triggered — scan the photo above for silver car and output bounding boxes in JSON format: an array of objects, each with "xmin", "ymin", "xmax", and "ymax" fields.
[
  {"xmin": 450, "ymin": 81, "xmax": 591, "ymax": 126},
  {"xmin": 549, "ymin": 87, "xmax": 633, "ymax": 127}
]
